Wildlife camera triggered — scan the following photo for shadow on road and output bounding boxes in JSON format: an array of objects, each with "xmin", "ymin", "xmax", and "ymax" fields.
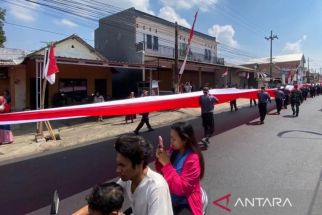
[
  {"xmin": 0, "ymin": 103, "xmax": 276, "ymax": 215},
  {"xmin": 246, "ymin": 121, "xmax": 262, "ymax": 126},
  {"xmin": 277, "ymin": 130, "xmax": 322, "ymax": 140},
  {"xmin": 283, "ymin": 115, "xmax": 295, "ymax": 118},
  {"xmin": 268, "ymin": 112, "xmax": 279, "ymax": 115}
]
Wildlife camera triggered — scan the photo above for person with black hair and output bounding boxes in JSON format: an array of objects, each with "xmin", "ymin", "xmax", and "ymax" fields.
[
  {"xmin": 155, "ymin": 122, "xmax": 206, "ymax": 215},
  {"xmin": 257, "ymin": 86, "xmax": 271, "ymax": 124},
  {"xmin": 275, "ymin": 86, "xmax": 285, "ymax": 114},
  {"xmin": 115, "ymin": 135, "xmax": 173, "ymax": 215},
  {"xmin": 290, "ymin": 84, "xmax": 303, "ymax": 117},
  {"xmin": 199, "ymin": 87, "xmax": 218, "ymax": 140},
  {"xmin": 134, "ymin": 90, "xmax": 154, "ymax": 135},
  {"xmin": 3, "ymin": 90, "xmax": 11, "ymax": 104},
  {"xmin": 73, "ymin": 182, "xmax": 124, "ymax": 215}
]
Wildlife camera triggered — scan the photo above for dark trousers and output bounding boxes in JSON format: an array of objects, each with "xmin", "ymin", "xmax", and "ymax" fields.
[
  {"xmin": 275, "ymin": 98, "xmax": 283, "ymax": 114},
  {"xmin": 258, "ymin": 103, "xmax": 267, "ymax": 122},
  {"xmin": 291, "ymin": 102, "xmax": 300, "ymax": 116},
  {"xmin": 135, "ymin": 113, "xmax": 152, "ymax": 131},
  {"xmin": 230, "ymin": 100, "xmax": 238, "ymax": 111},
  {"xmin": 284, "ymin": 96, "xmax": 289, "ymax": 109},
  {"xmin": 250, "ymin": 99, "xmax": 257, "ymax": 106},
  {"xmin": 202, "ymin": 112, "xmax": 214, "ymax": 137},
  {"xmin": 173, "ymin": 204, "xmax": 192, "ymax": 215}
]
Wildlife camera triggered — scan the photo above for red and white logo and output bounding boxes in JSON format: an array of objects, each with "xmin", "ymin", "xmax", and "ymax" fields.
[{"xmin": 212, "ymin": 193, "xmax": 232, "ymax": 212}]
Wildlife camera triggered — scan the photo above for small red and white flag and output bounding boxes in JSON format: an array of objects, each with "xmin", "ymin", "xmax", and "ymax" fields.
[
  {"xmin": 43, "ymin": 45, "xmax": 59, "ymax": 85},
  {"xmin": 221, "ymin": 68, "xmax": 228, "ymax": 77}
]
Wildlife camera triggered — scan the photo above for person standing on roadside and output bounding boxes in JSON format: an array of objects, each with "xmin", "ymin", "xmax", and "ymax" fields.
[{"xmin": 93, "ymin": 92, "xmax": 105, "ymax": 122}]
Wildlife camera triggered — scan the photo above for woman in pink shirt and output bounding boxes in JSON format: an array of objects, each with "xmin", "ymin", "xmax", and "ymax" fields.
[{"xmin": 156, "ymin": 122, "xmax": 205, "ymax": 215}]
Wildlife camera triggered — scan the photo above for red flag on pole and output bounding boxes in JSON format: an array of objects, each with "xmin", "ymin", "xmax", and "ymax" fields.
[
  {"xmin": 44, "ymin": 45, "xmax": 59, "ymax": 85},
  {"xmin": 221, "ymin": 67, "xmax": 228, "ymax": 77},
  {"xmin": 188, "ymin": 9, "xmax": 198, "ymax": 46},
  {"xmin": 179, "ymin": 10, "xmax": 199, "ymax": 76}
]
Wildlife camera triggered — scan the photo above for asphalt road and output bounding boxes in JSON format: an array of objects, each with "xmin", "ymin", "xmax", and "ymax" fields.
[
  {"xmin": 204, "ymin": 96, "xmax": 322, "ymax": 215},
  {"xmin": 1, "ymin": 97, "xmax": 321, "ymax": 215}
]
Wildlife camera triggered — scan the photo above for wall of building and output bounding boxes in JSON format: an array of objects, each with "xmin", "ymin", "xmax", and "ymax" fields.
[
  {"xmin": 146, "ymin": 68, "xmax": 219, "ymax": 91},
  {"xmin": 135, "ymin": 17, "xmax": 218, "ymax": 62},
  {"xmin": 0, "ymin": 65, "xmax": 27, "ymax": 111},
  {"xmin": 10, "ymin": 65, "xmax": 27, "ymax": 111},
  {"xmin": 0, "ymin": 69, "xmax": 10, "ymax": 98},
  {"xmin": 95, "ymin": 9, "xmax": 137, "ymax": 63},
  {"xmin": 26, "ymin": 60, "xmax": 112, "ymax": 108}
]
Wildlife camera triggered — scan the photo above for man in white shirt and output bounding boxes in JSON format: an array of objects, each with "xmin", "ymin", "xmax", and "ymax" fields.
[
  {"xmin": 73, "ymin": 135, "xmax": 173, "ymax": 215},
  {"xmin": 115, "ymin": 135, "xmax": 173, "ymax": 215}
]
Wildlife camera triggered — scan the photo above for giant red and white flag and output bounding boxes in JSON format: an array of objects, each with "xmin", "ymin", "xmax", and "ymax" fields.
[
  {"xmin": 178, "ymin": 10, "xmax": 199, "ymax": 76},
  {"xmin": 43, "ymin": 45, "xmax": 59, "ymax": 85}
]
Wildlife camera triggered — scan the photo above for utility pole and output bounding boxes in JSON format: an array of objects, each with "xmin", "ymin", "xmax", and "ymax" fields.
[
  {"xmin": 174, "ymin": 22, "xmax": 179, "ymax": 93},
  {"xmin": 265, "ymin": 30, "xmax": 278, "ymax": 85},
  {"xmin": 307, "ymin": 58, "xmax": 310, "ymax": 83}
]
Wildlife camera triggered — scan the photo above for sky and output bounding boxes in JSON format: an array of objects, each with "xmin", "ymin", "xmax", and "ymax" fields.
[{"xmin": 1, "ymin": 0, "xmax": 322, "ymax": 71}]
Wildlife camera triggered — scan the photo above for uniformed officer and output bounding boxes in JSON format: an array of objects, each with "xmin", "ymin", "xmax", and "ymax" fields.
[
  {"xmin": 290, "ymin": 84, "xmax": 303, "ymax": 117},
  {"xmin": 275, "ymin": 86, "xmax": 285, "ymax": 114},
  {"xmin": 257, "ymin": 86, "xmax": 271, "ymax": 124}
]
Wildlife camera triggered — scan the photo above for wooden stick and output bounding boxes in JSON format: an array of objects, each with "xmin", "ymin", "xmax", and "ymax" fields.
[{"xmin": 46, "ymin": 121, "xmax": 56, "ymax": 141}]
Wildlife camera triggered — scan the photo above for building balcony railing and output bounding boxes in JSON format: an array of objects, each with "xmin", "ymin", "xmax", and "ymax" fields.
[{"xmin": 136, "ymin": 42, "xmax": 224, "ymax": 65}]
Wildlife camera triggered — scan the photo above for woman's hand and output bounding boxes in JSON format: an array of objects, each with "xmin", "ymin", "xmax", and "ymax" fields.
[{"xmin": 156, "ymin": 136, "xmax": 170, "ymax": 166}]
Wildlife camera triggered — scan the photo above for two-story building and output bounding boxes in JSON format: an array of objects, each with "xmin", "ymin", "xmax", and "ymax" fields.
[{"xmin": 95, "ymin": 7, "xmax": 232, "ymax": 93}]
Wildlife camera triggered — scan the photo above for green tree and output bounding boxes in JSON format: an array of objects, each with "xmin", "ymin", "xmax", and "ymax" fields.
[{"xmin": 0, "ymin": 8, "xmax": 6, "ymax": 47}]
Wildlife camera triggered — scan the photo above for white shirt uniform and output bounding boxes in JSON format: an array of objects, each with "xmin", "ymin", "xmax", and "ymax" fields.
[{"xmin": 118, "ymin": 168, "xmax": 173, "ymax": 215}]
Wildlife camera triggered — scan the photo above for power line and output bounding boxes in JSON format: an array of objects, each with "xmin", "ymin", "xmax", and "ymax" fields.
[
  {"xmin": 3, "ymin": 0, "xmax": 264, "ymax": 62},
  {"xmin": 4, "ymin": 21, "xmax": 94, "ymax": 42}
]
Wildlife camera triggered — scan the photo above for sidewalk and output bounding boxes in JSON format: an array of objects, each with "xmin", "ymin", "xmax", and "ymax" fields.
[{"xmin": 0, "ymin": 99, "xmax": 252, "ymax": 162}]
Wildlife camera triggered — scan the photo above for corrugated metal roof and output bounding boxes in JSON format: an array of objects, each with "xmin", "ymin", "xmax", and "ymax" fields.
[
  {"xmin": 245, "ymin": 53, "xmax": 304, "ymax": 64},
  {"xmin": 0, "ymin": 48, "xmax": 26, "ymax": 66}
]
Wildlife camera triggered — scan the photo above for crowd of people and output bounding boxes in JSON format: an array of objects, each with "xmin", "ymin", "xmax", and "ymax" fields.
[
  {"xmin": 71, "ymin": 83, "xmax": 321, "ymax": 215},
  {"xmin": 255, "ymin": 83, "xmax": 321, "ymax": 124},
  {"xmin": 74, "ymin": 122, "xmax": 207, "ymax": 215}
]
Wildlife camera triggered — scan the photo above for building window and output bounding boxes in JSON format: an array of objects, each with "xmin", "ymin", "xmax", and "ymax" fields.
[
  {"xmin": 155, "ymin": 29, "xmax": 158, "ymax": 33},
  {"xmin": 153, "ymin": 36, "xmax": 158, "ymax": 51},
  {"xmin": 180, "ymin": 43, "xmax": 187, "ymax": 56},
  {"xmin": 136, "ymin": 24, "xmax": 139, "ymax": 28},
  {"xmin": 143, "ymin": 25, "xmax": 145, "ymax": 30},
  {"xmin": 204, "ymin": 49, "xmax": 211, "ymax": 61},
  {"xmin": 147, "ymin": 34, "xmax": 152, "ymax": 49},
  {"xmin": 149, "ymin": 27, "xmax": 151, "ymax": 32}
]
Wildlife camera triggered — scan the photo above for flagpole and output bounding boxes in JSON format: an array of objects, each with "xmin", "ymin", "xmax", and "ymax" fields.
[
  {"xmin": 177, "ymin": 9, "xmax": 198, "ymax": 92},
  {"xmin": 38, "ymin": 46, "xmax": 49, "ymax": 138},
  {"xmin": 39, "ymin": 44, "xmax": 56, "ymax": 141}
]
